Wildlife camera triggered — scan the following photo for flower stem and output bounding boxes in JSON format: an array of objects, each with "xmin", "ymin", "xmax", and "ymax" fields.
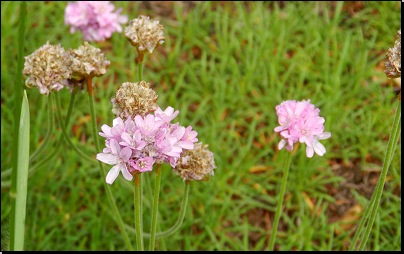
[
  {"xmin": 54, "ymin": 92, "xmax": 96, "ymax": 163},
  {"xmin": 29, "ymin": 94, "xmax": 54, "ymax": 162},
  {"xmin": 138, "ymin": 58, "xmax": 143, "ymax": 82},
  {"xmin": 143, "ymin": 181, "xmax": 190, "ymax": 239},
  {"xmin": 134, "ymin": 174, "xmax": 143, "ymax": 251},
  {"xmin": 348, "ymin": 178, "xmax": 380, "ymax": 250},
  {"xmin": 149, "ymin": 166, "xmax": 162, "ymax": 250},
  {"xmin": 268, "ymin": 151, "xmax": 292, "ymax": 251},
  {"xmin": 87, "ymin": 81, "xmax": 134, "ymax": 251},
  {"xmin": 359, "ymin": 101, "xmax": 401, "ymax": 251}
]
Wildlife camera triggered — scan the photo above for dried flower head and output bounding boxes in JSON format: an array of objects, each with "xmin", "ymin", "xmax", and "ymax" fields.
[
  {"xmin": 124, "ymin": 15, "xmax": 165, "ymax": 54},
  {"xmin": 173, "ymin": 143, "xmax": 216, "ymax": 181},
  {"xmin": 385, "ymin": 30, "xmax": 401, "ymax": 78},
  {"xmin": 69, "ymin": 41, "xmax": 110, "ymax": 79},
  {"xmin": 23, "ymin": 41, "xmax": 72, "ymax": 96},
  {"xmin": 111, "ymin": 80, "xmax": 158, "ymax": 120}
]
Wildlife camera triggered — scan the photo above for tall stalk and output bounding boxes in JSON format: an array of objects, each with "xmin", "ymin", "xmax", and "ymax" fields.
[
  {"xmin": 268, "ymin": 152, "xmax": 292, "ymax": 251},
  {"xmin": 87, "ymin": 79, "xmax": 134, "ymax": 251}
]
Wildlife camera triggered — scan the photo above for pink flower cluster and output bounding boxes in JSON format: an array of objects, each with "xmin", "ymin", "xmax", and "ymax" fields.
[
  {"xmin": 65, "ymin": 1, "xmax": 128, "ymax": 42},
  {"xmin": 96, "ymin": 106, "xmax": 198, "ymax": 184},
  {"xmin": 274, "ymin": 99, "xmax": 331, "ymax": 158}
]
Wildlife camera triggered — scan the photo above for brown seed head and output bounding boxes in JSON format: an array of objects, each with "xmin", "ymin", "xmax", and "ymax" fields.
[
  {"xmin": 124, "ymin": 15, "xmax": 165, "ymax": 54},
  {"xmin": 111, "ymin": 80, "xmax": 158, "ymax": 120},
  {"xmin": 69, "ymin": 41, "xmax": 110, "ymax": 79},
  {"xmin": 385, "ymin": 30, "xmax": 401, "ymax": 78},
  {"xmin": 23, "ymin": 41, "xmax": 72, "ymax": 96},
  {"xmin": 173, "ymin": 143, "xmax": 216, "ymax": 182}
]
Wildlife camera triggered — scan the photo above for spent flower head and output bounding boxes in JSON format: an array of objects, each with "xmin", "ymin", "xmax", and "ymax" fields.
[
  {"xmin": 124, "ymin": 15, "xmax": 165, "ymax": 54},
  {"xmin": 173, "ymin": 142, "xmax": 216, "ymax": 181},
  {"xmin": 111, "ymin": 80, "xmax": 158, "ymax": 120},
  {"xmin": 274, "ymin": 99, "xmax": 331, "ymax": 157},
  {"xmin": 65, "ymin": 1, "xmax": 128, "ymax": 42},
  {"xmin": 23, "ymin": 41, "xmax": 72, "ymax": 96},
  {"xmin": 385, "ymin": 29, "xmax": 401, "ymax": 78},
  {"xmin": 69, "ymin": 41, "xmax": 110, "ymax": 79}
]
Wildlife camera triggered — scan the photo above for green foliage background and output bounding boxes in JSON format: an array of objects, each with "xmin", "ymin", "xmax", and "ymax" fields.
[{"xmin": 1, "ymin": 1, "xmax": 401, "ymax": 251}]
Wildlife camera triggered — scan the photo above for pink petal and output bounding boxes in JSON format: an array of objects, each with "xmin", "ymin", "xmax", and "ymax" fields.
[
  {"xmin": 120, "ymin": 165, "xmax": 133, "ymax": 181},
  {"xmin": 306, "ymin": 146, "xmax": 314, "ymax": 158},
  {"xmin": 96, "ymin": 153, "xmax": 117, "ymax": 165},
  {"xmin": 106, "ymin": 164, "xmax": 121, "ymax": 185},
  {"xmin": 121, "ymin": 147, "xmax": 132, "ymax": 162},
  {"xmin": 110, "ymin": 139, "xmax": 120, "ymax": 155}
]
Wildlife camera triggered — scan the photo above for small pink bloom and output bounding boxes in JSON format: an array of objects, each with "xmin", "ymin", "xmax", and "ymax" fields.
[
  {"xmin": 155, "ymin": 106, "xmax": 179, "ymax": 124},
  {"xmin": 130, "ymin": 157, "xmax": 154, "ymax": 172},
  {"xmin": 274, "ymin": 99, "xmax": 330, "ymax": 157},
  {"xmin": 96, "ymin": 139, "xmax": 133, "ymax": 184},
  {"xmin": 134, "ymin": 114, "xmax": 163, "ymax": 136},
  {"xmin": 65, "ymin": 1, "xmax": 128, "ymax": 42},
  {"xmin": 119, "ymin": 130, "xmax": 146, "ymax": 151}
]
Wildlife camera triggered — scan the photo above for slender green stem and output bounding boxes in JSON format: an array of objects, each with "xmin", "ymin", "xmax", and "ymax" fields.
[
  {"xmin": 149, "ymin": 166, "xmax": 162, "ymax": 250},
  {"xmin": 119, "ymin": 181, "xmax": 190, "ymax": 239},
  {"xmin": 9, "ymin": 3, "xmax": 26, "ymax": 249},
  {"xmin": 143, "ymin": 181, "xmax": 190, "ymax": 238},
  {"xmin": 29, "ymin": 94, "xmax": 54, "ymax": 162},
  {"xmin": 88, "ymin": 88, "xmax": 134, "ymax": 251},
  {"xmin": 349, "ymin": 179, "xmax": 381, "ymax": 251},
  {"xmin": 144, "ymin": 170, "xmax": 167, "ymax": 248},
  {"xmin": 54, "ymin": 92, "xmax": 96, "ymax": 163},
  {"xmin": 29, "ymin": 92, "xmax": 76, "ymax": 176},
  {"xmin": 268, "ymin": 151, "xmax": 292, "ymax": 251},
  {"xmin": 359, "ymin": 101, "xmax": 401, "ymax": 251},
  {"xmin": 134, "ymin": 175, "xmax": 143, "ymax": 251},
  {"xmin": 138, "ymin": 60, "xmax": 143, "ymax": 82}
]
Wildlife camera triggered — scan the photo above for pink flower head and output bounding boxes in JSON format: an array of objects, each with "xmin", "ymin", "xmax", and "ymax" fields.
[
  {"xmin": 175, "ymin": 126, "xmax": 198, "ymax": 150},
  {"xmin": 155, "ymin": 106, "xmax": 179, "ymax": 124},
  {"xmin": 119, "ymin": 130, "xmax": 146, "ymax": 151},
  {"xmin": 130, "ymin": 157, "xmax": 154, "ymax": 173},
  {"xmin": 99, "ymin": 117, "xmax": 125, "ymax": 141},
  {"xmin": 65, "ymin": 1, "xmax": 128, "ymax": 42},
  {"xmin": 274, "ymin": 99, "xmax": 330, "ymax": 157},
  {"xmin": 96, "ymin": 139, "xmax": 133, "ymax": 184},
  {"xmin": 134, "ymin": 114, "xmax": 163, "ymax": 136}
]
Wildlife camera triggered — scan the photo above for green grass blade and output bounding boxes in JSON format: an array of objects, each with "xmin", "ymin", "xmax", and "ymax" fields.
[{"xmin": 10, "ymin": 90, "xmax": 30, "ymax": 250}]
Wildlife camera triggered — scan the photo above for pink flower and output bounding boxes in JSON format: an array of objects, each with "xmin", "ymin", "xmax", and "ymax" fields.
[
  {"xmin": 155, "ymin": 106, "xmax": 179, "ymax": 124},
  {"xmin": 97, "ymin": 107, "xmax": 200, "ymax": 183},
  {"xmin": 119, "ymin": 130, "xmax": 146, "ymax": 151},
  {"xmin": 274, "ymin": 99, "xmax": 330, "ymax": 157},
  {"xmin": 65, "ymin": 1, "xmax": 128, "ymax": 42},
  {"xmin": 99, "ymin": 117, "xmax": 125, "ymax": 141},
  {"xmin": 130, "ymin": 157, "xmax": 154, "ymax": 172},
  {"xmin": 306, "ymin": 132, "xmax": 331, "ymax": 158},
  {"xmin": 96, "ymin": 139, "xmax": 133, "ymax": 184},
  {"xmin": 134, "ymin": 114, "xmax": 163, "ymax": 136}
]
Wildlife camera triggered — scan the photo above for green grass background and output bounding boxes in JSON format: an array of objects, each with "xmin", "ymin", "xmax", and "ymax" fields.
[{"xmin": 1, "ymin": 1, "xmax": 401, "ymax": 251}]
